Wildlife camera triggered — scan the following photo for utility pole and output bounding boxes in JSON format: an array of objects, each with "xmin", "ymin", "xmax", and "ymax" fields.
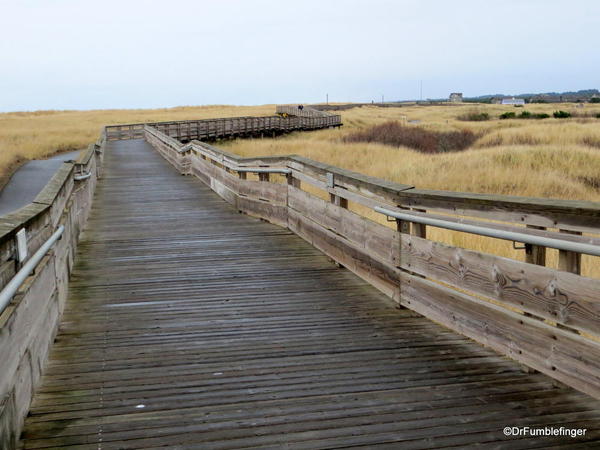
[
  {"xmin": 326, "ymin": 93, "xmax": 329, "ymax": 105},
  {"xmin": 381, "ymin": 94, "xmax": 384, "ymax": 104},
  {"xmin": 420, "ymin": 80, "xmax": 423, "ymax": 101}
]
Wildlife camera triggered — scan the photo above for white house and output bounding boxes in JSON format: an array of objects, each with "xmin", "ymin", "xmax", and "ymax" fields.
[{"xmin": 501, "ymin": 97, "xmax": 525, "ymax": 106}]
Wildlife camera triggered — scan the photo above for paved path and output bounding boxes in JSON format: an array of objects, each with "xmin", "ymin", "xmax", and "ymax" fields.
[
  {"xmin": 0, "ymin": 151, "xmax": 81, "ymax": 216},
  {"xmin": 20, "ymin": 139, "xmax": 600, "ymax": 449}
]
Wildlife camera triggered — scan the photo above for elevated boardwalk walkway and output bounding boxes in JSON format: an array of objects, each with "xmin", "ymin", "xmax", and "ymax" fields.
[{"xmin": 19, "ymin": 139, "xmax": 600, "ymax": 448}]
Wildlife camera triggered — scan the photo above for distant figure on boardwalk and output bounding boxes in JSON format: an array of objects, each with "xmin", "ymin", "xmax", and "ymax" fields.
[{"xmin": 298, "ymin": 105, "xmax": 304, "ymax": 111}]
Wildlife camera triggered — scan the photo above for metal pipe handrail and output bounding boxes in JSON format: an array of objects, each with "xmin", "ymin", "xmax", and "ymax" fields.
[
  {"xmin": 74, "ymin": 172, "xmax": 91, "ymax": 181},
  {"xmin": 374, "ymin": 206, "xmax": 600, "ymax": 257},
  {"xmin": 0, "ymin": 226, "xmax": 65, "ymax": 315}
]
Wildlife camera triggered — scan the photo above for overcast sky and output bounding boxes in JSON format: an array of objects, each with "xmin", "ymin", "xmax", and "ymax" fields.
[{"xmin": 1, "ymin": 0, "xmax": 598, "ymax": 111}]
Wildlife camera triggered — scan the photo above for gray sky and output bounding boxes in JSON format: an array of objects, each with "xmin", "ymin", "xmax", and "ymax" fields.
[{"xmin": 1, "ymin": 0, "xmax": 598, "ymax": 111}]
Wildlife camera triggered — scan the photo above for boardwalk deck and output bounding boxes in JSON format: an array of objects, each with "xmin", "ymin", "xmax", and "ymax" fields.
[{"xmin": 19, "ymin": 139, "xmax": 600, "ymax": 449}]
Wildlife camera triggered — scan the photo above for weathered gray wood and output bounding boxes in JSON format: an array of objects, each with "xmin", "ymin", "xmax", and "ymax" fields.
[
  {"xmin": 396, "ymin": 188, "xmax": 600, "ymax": 233},
  {"xmin": 410, "ymin": 208, "xmax": 427, "ymax": 238},
  {"xmin": 399, "ymin": 273, "xmax": 600, "ymax": 399},
  {"xmin": 144, "ymin": 121, "xmax": 600, "ymax": 402},
  {"xmin": 525, "ymin": 225, "xmax": 547, "ymax": 266},
  {"xmin": 22, "ymin": 138, "xmax": 600, "ymax": 449},
  {"xmin": 0, "ymin": 135, "xmax": 104, "ymax": 450},
  {"xmin": 287, "ymin": 186, "xmax": 397, "ymax": 267},
  {"xmin": 558, "ymin": 229, "xmax": 582, "ymax": 274},
  {"xmin": 399, "ymin": 233, "xmax": 600, "ymax": 334},
  {"xmin": 107, "ymin": 112, "xmax": 342, "ymax": 142}
]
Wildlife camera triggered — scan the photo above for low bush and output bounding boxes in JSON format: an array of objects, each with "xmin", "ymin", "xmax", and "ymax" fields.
[
  {"xmin": 499, "ymin": 111, "xmax": 549, "ymax": 120},
  {"xmin": 590, "ymin": 97, "xmax": 600, "ymax": 103},
  {"xmin": 343, "ymin": 121, "xmax": 478, "ymax": 153},
  {"xmin": 553, "ymin": 110, "xmax": 572, "ymax": 118},
  {"xmin": 499, "ymin": 112, "xmax": 516, "ymax": 119},
  {"xmin": 457, "ymin": 111, "xmax": 490, "ymax": 121}
]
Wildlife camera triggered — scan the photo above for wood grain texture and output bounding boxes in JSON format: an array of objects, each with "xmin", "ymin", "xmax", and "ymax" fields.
[
  {"xmin": 20, "ymin": 138, "xmax": 600, "ymax": 448},
  {"xmin": 400, "ymin": 234, "xmax": 600, "ymax": 334},
  {"xmin": 399, "ymin": 273, "xmax": 600, "ymax": 399}
]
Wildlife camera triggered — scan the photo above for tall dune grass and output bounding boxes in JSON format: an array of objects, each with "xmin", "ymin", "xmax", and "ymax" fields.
[{"xmin": 0, "ymin": 104, "xmax": 273, "ymax": 183}]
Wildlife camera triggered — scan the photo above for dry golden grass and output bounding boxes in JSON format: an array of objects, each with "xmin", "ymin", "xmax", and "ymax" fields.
[
  {"xmin": 0, "ymin": 104, "xmax": 273, "ymax": 181},
  {"xmin": 1, "ymin": 102, "xmax": 599, "ymax": 277}
]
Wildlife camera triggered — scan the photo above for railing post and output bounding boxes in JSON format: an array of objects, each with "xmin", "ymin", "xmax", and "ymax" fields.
[
  {"xmin": 525, "ymin": 225, "xmax": 547, "ymax": 266},
  {"xmin": 558, "ymin": 229, "xmax": 582, "ymax": 274},
  {"xmin": 287, "ymin": 173, "xmax": 300, "ymax": 188},
  {"xmin": 396, "ymin": 214, "xmax": 409, "ymax": 309},
  {"xmin": 411, "ymin": 208, "xmax": 426, "ymax": 238},
  {"xmin": 329, "ymin": 193, "xmax": 348, "ymax": 208},
  {"xmin": 258, "ymin": 173, "xmax": 270, "ymax": 182},
  {"xmin": 238, "ymin": 172, "xmax": 247, "ymax": 180}
]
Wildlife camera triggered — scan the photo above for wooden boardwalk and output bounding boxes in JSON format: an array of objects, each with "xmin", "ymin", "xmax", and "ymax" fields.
[{"xmin": 20, "ymin": 139, "xmax": 600, "ymax": 449}]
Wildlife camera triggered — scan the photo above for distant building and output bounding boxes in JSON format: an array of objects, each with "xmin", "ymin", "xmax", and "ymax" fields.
[
  {"xmin": 501, "ymin": 97, "xmax": 525, "ymax": 106},
  {"xmin": 449, "ymin": 93, "xmax": 463, "ymax": 103}
]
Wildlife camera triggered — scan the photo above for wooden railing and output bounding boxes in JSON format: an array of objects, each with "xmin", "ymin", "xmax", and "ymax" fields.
[
  {"xmin": 144, "ymin": 123, "xmax": 600, "ymax": 400},
  {"xmin": 0, "ymin": 133, "xmax": 106, "ymax": 448},
  {"xmin": 105, "ymin": 113, "xmax": 342, "ymax": 141}
]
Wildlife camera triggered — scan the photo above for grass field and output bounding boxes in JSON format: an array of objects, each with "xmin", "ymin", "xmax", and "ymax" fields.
[
  {"xmin": 2, "ymin": 102, "xmax": 599, "ymax": 277},
  {"xmin": 0, "ymin": 104, "xmax": 272, "ymax": 184}
]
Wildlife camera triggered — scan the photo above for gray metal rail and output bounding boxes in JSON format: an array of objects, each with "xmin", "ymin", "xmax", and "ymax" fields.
[
  {"xmin": 74, "ymin": 172, "xmax": 91, "ymax": 181},
  {"xmin": 374, "ymin": 206, "xmax": 600, "ymax": 257},
  {"xmin": 0, "ymin": 226, "xmax": 65, "ymax": 315}
]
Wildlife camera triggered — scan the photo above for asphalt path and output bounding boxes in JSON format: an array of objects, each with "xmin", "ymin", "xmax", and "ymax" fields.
[{"xmin": 0, "ymin": 150, "xmax": 81, "ymax": 216}]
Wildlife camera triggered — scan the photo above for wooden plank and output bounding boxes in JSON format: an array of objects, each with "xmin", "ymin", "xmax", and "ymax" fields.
[
  {"xmin": 558, "ymin": 229, "xmax": 582, "ymax": 274},
  {"xmin": 288, "ymin": 186, "xmax": 397, "ymax": 267},
  {"xmin": 400, "ymin": 234, "xmax": 600, "ymax": 335},
  {"xmin": 238, "ymin": 178, "xmax": 287, "ymax": 204},
  {"xmin": 397, "ymin": 188, "xmax": 600, "ymax": 233},
  {"xmin": 400, "ymin": 273, "xmax": 600, "ymax": 399},
  {"xmin": 525, "ymin": 224, "xmax": 547, "ymax": 266}
]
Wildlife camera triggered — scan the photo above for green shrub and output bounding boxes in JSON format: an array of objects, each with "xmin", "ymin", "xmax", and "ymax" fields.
[
  {"xmin": 457, "ymin": 111, "xmax": 490, "ymax": 121},
  {"xmin": 596, "ymin": 113, "xmax": 600, "ymax": 119},
  {"xmin": 499, "ymin": 112, "xmax": 516, "ymax": 119},
  {"xmin": 500, "ymin": 111, "xmax": 549, "ymax": 120},
  {"xmin": 590, "ymin": 97, "xmax": 600, "ymax": 103},
  {"xmin": 553, "ymin": 110, "xmax": 571, "ymax": 118}
]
